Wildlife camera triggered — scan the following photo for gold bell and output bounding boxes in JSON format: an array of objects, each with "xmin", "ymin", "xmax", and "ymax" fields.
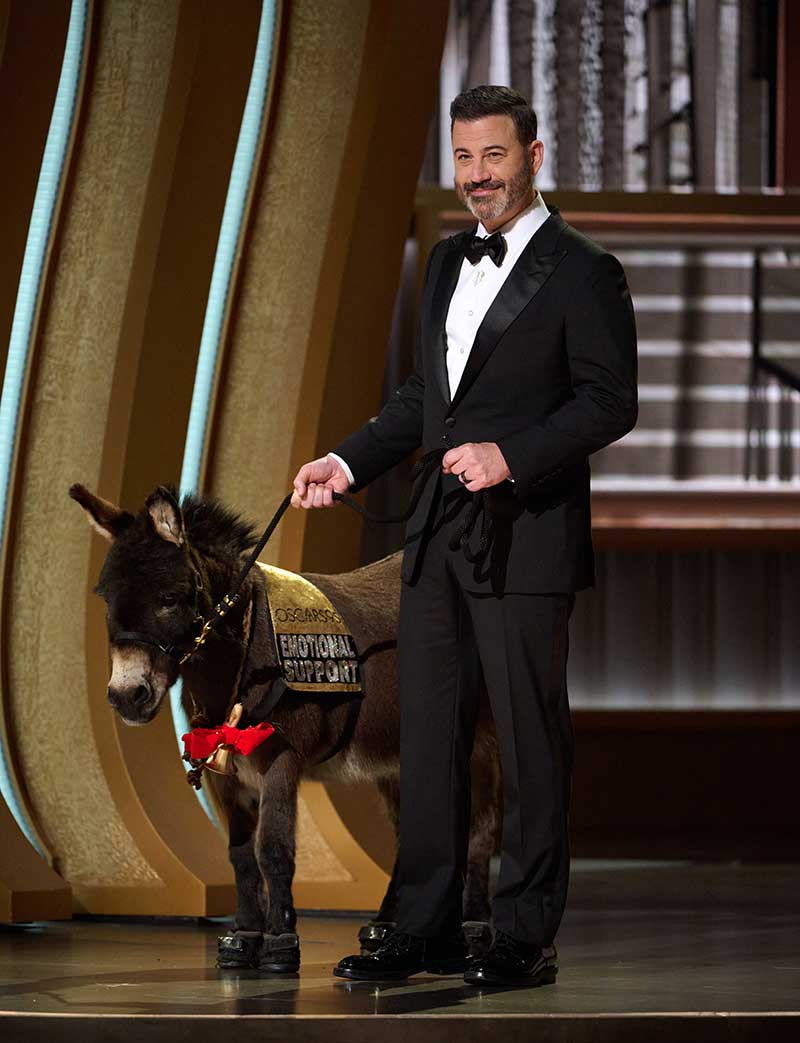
[{"xmin": 205, "ymin": 743, "xmax": 237, "ymax": 775}]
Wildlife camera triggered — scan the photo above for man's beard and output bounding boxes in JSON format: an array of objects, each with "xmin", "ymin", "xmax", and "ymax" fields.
[{"xmin": 456, "ymin": 152, "xmax": 533, "ymax": 224}]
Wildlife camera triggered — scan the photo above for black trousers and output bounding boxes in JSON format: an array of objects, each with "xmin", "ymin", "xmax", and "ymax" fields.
[{"xmin": 394, "ymin": 484, "xmax": 577, "ymax": 948}]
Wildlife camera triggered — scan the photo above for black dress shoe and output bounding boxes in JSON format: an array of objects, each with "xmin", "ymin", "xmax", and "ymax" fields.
[
  {"xmin": 334, "ymin": 929, "xmax": 469, "ymax": 981},
  {"xmin": 464, "ymin": 930, "xmax": 558, "ymax": 987}
]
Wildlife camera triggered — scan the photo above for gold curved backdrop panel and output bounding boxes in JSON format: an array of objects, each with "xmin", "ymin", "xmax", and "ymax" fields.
[
  {"xmin": 2, "ymin": 0, "xmax": 271, "ymax": 915},
  {"xmin": 205, "ymin": 0, "xmax": 449, "ymax": 909}
]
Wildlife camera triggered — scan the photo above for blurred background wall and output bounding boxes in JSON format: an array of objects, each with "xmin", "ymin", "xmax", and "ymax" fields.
[{"xmin": 1, "ymin": 0, "xmax": 798, "ymax": 920}]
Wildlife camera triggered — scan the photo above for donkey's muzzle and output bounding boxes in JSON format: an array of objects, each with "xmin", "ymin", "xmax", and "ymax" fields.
[{"xmin": 108, "ymin": 681, "xmax": 155, "ymax": 723}]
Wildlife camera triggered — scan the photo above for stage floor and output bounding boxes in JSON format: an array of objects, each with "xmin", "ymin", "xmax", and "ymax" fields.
[{"xmin": 2, "ymin": 861, "xmax": 800, "ymax": 1041}]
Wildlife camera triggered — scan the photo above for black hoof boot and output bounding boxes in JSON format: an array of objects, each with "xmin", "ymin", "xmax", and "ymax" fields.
[
  {"xmin": 259, "ymin": 931, "xmax": 300, "ymax": 973},
  {"xmin": 462, "ymin": 920, "xmax": 493, "ymax": 957},
  {"xmin": 357, "ymin": 921, "xmax": 396, "ymax": 955},
  {"xmin": 217, "ymin": 930, "xmax": 262, "ymax": 969}
]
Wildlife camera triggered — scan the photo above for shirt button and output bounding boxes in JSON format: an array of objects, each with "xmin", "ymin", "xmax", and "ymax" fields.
[
  {"xmin": 460, "ymin": 348, "xmax": 465, "ymax": 354},
  {"xmin": 467, "ymin": 310, "xmax": 474, "ymax": 316}
]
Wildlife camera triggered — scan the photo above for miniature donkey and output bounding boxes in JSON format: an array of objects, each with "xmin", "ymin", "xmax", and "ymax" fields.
[{"xmin": 71, "ymin": 483, "xmax": 500, "ymax": 972}]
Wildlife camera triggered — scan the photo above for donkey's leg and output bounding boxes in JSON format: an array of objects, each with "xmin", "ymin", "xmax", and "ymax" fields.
[
  {"xmin": 358, "ymin": 777, "xmax": 400, "ymax": 953},
  {"xmin": 230, "ymin": 830, "xmax": 266, "ymax": 932},
  {"xmin": 216, "ymin": 778, "xmax": 265, "ymax": 969},
  {"xmin": 254, "ymin": 748, "xmax": 302, "ymax": 972}
]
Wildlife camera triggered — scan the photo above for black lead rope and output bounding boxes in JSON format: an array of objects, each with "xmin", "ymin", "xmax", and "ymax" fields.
[
  {"xmin": 183, "ymin": 449, "xmax": 449, "ymax": 663},
  {"xmin": 173, "ymin": 447, "xmax": 491, "ymax": 666},
  {"xmin": 337, "ymin": 448, "xmax": 492, "ymax": 561},
  {"xmin": 233, "ymin": 447, "xmax": 447, "ymax": 591}
]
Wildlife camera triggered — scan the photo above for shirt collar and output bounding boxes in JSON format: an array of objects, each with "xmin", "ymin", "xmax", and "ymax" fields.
[{"xmin": 475, "ymin": 188, "xmax": 550, "ymax": 250}]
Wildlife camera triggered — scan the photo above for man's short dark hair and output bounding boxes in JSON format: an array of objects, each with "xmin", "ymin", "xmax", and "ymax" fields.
[{"xmin": 450, "ymin": 85, "xmax": 538, "ymax": 146}]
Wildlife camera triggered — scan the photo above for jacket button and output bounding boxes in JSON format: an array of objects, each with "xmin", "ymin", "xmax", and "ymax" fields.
[{"xmin": 444, "ymin": 417, "xmax": 456, "ymax": 427}]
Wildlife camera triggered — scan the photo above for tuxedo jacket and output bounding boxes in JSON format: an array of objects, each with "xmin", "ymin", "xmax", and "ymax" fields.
[{"xmin": 333, "ymin": 205, "xmax": 638, "ymax": 593}]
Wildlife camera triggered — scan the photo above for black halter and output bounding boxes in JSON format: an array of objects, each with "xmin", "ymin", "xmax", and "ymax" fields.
[{"xmin": 113, "ymin": 563, "xmax": 208, "ymax": 664}]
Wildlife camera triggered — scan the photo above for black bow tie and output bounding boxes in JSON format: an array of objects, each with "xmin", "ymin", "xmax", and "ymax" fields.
[{"xmin": 464, "ymin": 231, "xmax": 507, "ymax": 267}]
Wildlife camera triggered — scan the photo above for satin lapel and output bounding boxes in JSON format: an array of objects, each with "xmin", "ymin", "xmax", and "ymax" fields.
[
  {"xmin": 448, "ymin": 211, "xmax": 568, "ymax": 415},
  {"xmin": 426, "ymin": 233, "xmax": 469, "ymax": 405}
]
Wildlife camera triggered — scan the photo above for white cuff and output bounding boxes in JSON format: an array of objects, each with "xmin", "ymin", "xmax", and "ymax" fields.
[{"xmin": 326, "ymin": 452, "xmax": 355, "ymax": 487}]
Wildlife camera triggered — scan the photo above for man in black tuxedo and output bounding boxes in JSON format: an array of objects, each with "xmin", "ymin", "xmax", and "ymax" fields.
[{"xmin": 292, "ymin": 86, "xmax": 637, "ymax": 987}]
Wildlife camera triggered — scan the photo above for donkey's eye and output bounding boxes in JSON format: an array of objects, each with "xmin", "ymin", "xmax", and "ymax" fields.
[{"xmin": 160, "ymin": 592, "xmax": 179, "ymax": 608}]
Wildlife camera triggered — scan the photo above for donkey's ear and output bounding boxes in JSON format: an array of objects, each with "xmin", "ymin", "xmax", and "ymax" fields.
[
  {"xmin": 69, "ymin": 484, "xmax": 134, "ymax": 541},
  {"xmin": 145, "ymin": 486, "xmax": 185, "ymax": 546}
]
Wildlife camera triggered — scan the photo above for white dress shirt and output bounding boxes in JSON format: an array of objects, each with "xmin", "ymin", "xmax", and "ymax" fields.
[
  {"xmin": 445, "ymin": 189, "xmax": 549, "ymax": 396},
  {"xmin": 330, "ymin": 189, "xmax": 550, "ymax": 486}
]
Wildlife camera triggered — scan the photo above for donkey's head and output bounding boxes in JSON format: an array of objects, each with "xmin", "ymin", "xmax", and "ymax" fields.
[{"xmin": 70, "ymin": 483, "xmax": 210, "ymax": 725}]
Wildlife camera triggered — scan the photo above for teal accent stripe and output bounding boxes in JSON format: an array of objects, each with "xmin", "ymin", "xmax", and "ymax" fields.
[
  {"xmin": 0, "ymin": 0, "xmax": 89, "ymax": 856},
  {"xmin": 175, "ymin": 1, "xmax": 278, "ymax": 824}
]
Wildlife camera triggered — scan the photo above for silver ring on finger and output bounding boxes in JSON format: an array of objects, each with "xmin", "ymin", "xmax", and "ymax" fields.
[{"xmin": 458, "ymin": 471, "xmax": 468, "ymax": 485}]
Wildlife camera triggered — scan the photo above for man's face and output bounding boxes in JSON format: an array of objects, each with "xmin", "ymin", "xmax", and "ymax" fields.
[{"xmin": 452, "ymin": 114, "xmax": 540, "ymax": 226}]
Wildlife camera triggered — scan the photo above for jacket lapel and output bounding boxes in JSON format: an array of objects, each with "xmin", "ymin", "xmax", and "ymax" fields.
[
  {"xmin": 426, "ymin": 232, "xmax": 469, "ymax": 405},
  {"xmin": 447, "ymin": 207, "xmax": 568, "ymax": 415}
]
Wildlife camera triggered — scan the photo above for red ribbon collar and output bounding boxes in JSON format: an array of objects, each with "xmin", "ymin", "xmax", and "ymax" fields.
[{"xmin": 182, "ymin": 721, "xmax": 275, "ymax": 761}]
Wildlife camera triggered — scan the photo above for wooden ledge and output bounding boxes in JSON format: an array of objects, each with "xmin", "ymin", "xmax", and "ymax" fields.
[
  {"xmin": 591, "ymin": 489, "xmax": 800, "ymax": 549},
  {"xmin": 572, "ymin": 708, "xmax": 800, "ymax": 731}
]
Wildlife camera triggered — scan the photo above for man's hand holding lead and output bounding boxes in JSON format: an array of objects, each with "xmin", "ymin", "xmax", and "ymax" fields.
[
  {"xmin": 442, "ymin": 442, "xmax": 511, "ymax": 491},
  {"xmin": 291, "ymin": 455, "xmax": 350, "ymax": 509}
]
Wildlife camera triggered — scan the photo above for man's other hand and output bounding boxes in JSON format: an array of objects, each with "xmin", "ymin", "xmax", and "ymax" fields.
[
  {"xmin": 442, "ymin": 442, "xmax": 511, "ymax": 491},
  {"xmin": 291, "ymin": 455, "xmax": 351, "ymax": 509}
]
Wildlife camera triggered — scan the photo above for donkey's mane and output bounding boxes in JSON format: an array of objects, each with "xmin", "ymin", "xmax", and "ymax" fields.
[{"xmin": 177, "ymin": 490, "xmax": 259, "ymax": 559}]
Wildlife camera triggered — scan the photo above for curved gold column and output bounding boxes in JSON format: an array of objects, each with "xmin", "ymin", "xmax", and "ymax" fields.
[
  {"xmin": 2, "ymin": 0, "xmax": 269, "ymax": 914},
  {"xmin": 205, "ymin": 0, "xmax": 449, "ymax": 908}
]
